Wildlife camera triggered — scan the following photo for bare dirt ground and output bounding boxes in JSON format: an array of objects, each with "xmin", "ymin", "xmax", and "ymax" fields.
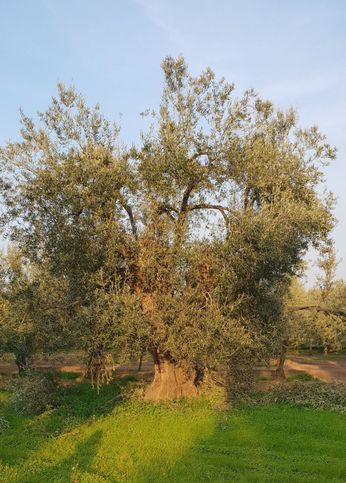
[
  {"xmin": 0, "ymin": 352, "xmax": 345, "ymax": 383},
  {"xmin": 256, "ymin": 354, "xmax": 346, "ymax": 384},
  {"xmin": 285, "ymin": 355, "xmax": 346, "ymax": 383},
  {"xmin": 0, "ymin": 351, "xmax": 154, "ymax": 378}
]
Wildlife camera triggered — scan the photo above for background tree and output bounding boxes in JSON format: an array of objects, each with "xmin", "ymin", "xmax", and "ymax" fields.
[
  {"xmin": 310, "ymin": 240, "xmax": 345, "ymax": 352},
  {"xmin": 274, "ymin": 278, "xmax": 310, "ymax": 378},
  {"xmin": 0, "ymin": 248, "xmax": 70, "ymax": 374},
  {"xmin": 276, "ymin": 241, "xmax": 346, "ymax": 378},
  {"xmin": 0, "ymin": 57, "xmax": 336, "ymax": 399},
  {"xmin": 0, "ymin": 249, "xmax": 35, "ymax": 375}
]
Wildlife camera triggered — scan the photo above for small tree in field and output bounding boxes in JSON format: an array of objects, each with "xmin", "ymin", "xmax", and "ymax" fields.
[
  {"xmin": 0, "ymin": 57, "xmax": 336, "ymax": 399},
  {"xmin": 311, "ymin": 241, "xmax": 345, "ymax": 352},
  {"xmin": 0, "ymin": 249, "xmax": 72, "ymax": 374},
  {"xmin": 0, "ymin": 249, "xmax": 35, "ymax": 375},
  {"xmin": 274, "ymin": 278, "xmax": 309, "ymax": 378}
]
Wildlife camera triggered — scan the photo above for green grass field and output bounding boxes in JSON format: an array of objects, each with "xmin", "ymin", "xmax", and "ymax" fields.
[{"xmin": 0, "ymin": 379, "xmax": 345, "ymax": 483}]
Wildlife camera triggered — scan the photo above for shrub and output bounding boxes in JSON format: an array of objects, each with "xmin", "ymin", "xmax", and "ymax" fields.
[
  {"xmin": 226, "ymin": 361, "xmax": 257, "ymax": 404},
  {"xmin": 0, "ymin": 415, "xmax": 10, "ymax": 433},
  {"xmin": 118, "ymin": 379, "xmax": 146, "ymax": 402},
  {"xmin": 262, "ymin": 381, "xmax": 346, "ymax": 413},
  {"xmin": 11, "ymin": 371, "xmax": 57, "ymax": 415}
]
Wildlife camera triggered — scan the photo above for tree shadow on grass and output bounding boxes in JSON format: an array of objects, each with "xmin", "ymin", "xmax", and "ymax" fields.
[
  {"xmin": 2, "ymin": 390, "xmax": 346, "ymax": 482},
  {"xmin": 0, "ymin": 378, "xmax": 126, "ymax": 469},
  {"xmin": 129, "ymin": 405, "xmax": 346, "ymax": 483},
  {"xmin": 131, "ymin": 409, "xmax": 269, "ymax": 483},
  {"xmin": 14, "ymin": 429, "xmax": 105, "ymax": 483}
]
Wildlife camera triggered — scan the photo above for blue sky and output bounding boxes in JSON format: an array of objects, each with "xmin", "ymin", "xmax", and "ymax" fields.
[{"xmin": 1, "ymin": 0, "xmax": 345, "ymax": 283}]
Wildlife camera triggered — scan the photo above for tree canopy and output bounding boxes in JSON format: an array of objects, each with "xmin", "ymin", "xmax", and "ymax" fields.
[{"xmin": 0, "ymin": 56, "xmax": 336, "ymax": 399}]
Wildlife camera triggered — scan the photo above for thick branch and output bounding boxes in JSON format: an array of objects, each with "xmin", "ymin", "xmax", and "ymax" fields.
[
  {"xmin": 289, "ymin": 305, "xmax": 346, "ymax": 318},
  {"xmin": 157, "ymin": 204, "xmax": 178, "ymax": 221},
  {"xmin": 121, "ymin": 203, "xmax": 138, "ymax": 239},
  {"xmin": 181, "ymin": 182, "xmax": 195, "ymax": 213},
  {"xmin": 188, "ymin": 203, "xmax": 229, "ymax": 226}
]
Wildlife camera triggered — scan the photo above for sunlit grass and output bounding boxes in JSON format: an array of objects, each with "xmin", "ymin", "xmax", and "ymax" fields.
[
  {"xmin": 0, "ymin": 380, "xmax": 345, "ymax": 482},
  {"xmin": 286, "ymin": 372, "xmax": 318, "ymax": 382}
]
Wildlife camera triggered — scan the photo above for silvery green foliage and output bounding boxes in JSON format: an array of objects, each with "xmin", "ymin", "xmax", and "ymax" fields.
[
  {"xmin": 0, "ymin": 57, "xmax": 337, "ymax": 385},
  {"xmin": 0, "ymin": 249, "xmax": 72, "ymax": 371},
  {"xmin": 11, "ymin": 372, "xmax": 57, "ymax": 415},
  {"xmin": 263, "ymin": 381, "xmax": 346, "ymax": 413},
  {"xmin": 285, "ymin": 241, "xmax": 345, "ymax": 354}
]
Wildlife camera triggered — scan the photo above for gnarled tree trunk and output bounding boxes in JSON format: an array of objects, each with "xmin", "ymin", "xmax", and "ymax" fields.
[{"xmin": 145, "ymin": 352, "xmax": 198, "ymax": 401}]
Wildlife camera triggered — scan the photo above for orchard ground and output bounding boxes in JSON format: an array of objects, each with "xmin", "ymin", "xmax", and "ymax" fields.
[
  {"xmin": 1, "ymin": 351, "xmax": 346, "ymax": 383},
  {"xmin": 0, "ymin": 352, "xmax": 345, "ymax": 482}
]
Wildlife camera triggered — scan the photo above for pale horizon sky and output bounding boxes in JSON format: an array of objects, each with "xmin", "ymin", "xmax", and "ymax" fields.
[{"xmin": 1, "ymin": 0, "xmax": 345, "ymax": 284}]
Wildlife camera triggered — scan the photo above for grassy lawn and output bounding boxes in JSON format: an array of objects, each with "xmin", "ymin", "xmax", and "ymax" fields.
[{"xmin": 0, "ymin": 379, "xmax": 345, "ymax": 482}]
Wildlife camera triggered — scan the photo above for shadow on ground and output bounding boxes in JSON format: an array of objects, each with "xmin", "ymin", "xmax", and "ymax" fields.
[{"xmin": 3, "ymin": 403, "xmax": 345, "ymax": 483}]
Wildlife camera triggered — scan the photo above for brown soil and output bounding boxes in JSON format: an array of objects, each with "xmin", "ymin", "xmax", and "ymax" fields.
[
  {"xmin": 285, "ymin": 355, "xmax": 346, "ymax": 383},
  {"xmin": 1, "ymin": 352, "xmax": 345, "ymax": 384},
  {"xmin": 0, "ymin": 352, "xmax": 155, "ymax": 378},
  {"xmin": 256, "ymin": 354, "xmax": 346, "ymax": 384}
]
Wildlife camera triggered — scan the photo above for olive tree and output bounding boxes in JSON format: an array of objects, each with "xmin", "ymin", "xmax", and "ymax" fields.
[
  {"xmin": 0, "ymin": 57, "xmax": 335, "ymax": 399},
  {"xmin": 276, "ymin": 241, "xmax": 345, "ymax": 377},
  {"xmin": 309, "ymin": 241, "xmax": 345, "ymax": 353},
  {"xmin": 0, "ymin": 249, "xmax": 71, "ymax": 374}
]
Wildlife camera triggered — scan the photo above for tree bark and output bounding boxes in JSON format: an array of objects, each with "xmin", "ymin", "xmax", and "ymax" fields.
[
  {"xmin": 145, "ymin": 353, "xmax": 198, "ymax": 401},
  {"xmin": 275, "ymin": 339, "xmax": 288, "ymax": 379},
  {"xmin": 288, "ymin": 305, "xmax": 346, "ymax": 317},
  {"xmin": 138, "ymin": 351, "xmax": 144, "ymax": 371},
  {"xmin": 15, "ymin": 352, "xmax": 27, "ymax": 376},
  {"xmin": 139, "ymin": 291, "xmax": 199, "ymax": 400}
]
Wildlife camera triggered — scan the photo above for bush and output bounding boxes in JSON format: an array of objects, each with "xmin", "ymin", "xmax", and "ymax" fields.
[
  {"xmin": 0, "ymin": 415, "xmax": 10, "ymax": 433},
  {"xmin": 118, "ymin": 379, "xmax": 146, "ymax": 402},
  {"xmin": 262, "ymin": 381, "xmax": 346, "ymax": 413},
  {"xmin": 11, "ymin": 372, "xmax": 57, "ymax": 415},
  {"xmin": 226, "ymin": 362, "xmax": 257, "ymax": 404}
]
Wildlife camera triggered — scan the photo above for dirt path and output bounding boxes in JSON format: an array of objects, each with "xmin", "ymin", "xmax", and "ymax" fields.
[
  {"xmin": 1, "ymin": 353, "xmax": 345, "ymax": 383},
  {"xmin": 0, "ymin": 352, "xmax": 154, "ymax": 377},
  {"xmin": 284, "ymin": 355, "xmax": 346, "ymax": 383}
]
